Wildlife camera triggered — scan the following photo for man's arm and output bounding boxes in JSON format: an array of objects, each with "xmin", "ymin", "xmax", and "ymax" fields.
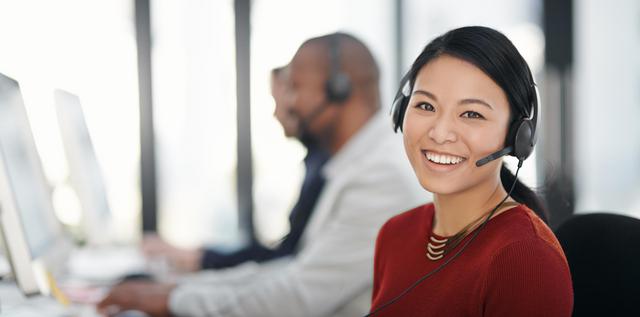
[
  {"xmin": 169, "ymin": 165, "xmax": 424, "ymax": 317},
  {"xmin": 200, "ymin": 243, "xmax": 278, "ymax": 269}
]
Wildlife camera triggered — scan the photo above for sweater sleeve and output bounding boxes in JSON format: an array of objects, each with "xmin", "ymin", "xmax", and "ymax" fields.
[{"xmin": 483, "ymin": 238, "xmax": 574, "ymax": 317}]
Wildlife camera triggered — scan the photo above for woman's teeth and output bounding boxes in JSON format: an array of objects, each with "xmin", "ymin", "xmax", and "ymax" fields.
[{"xmin": 425, "ymin": 151, "xmax": 466, "ymax": 165}]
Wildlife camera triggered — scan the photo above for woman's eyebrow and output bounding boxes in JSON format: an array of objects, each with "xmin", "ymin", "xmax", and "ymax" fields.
[
  {"xmin": 412, "ymin": 89, "xmax": 437, "ymax": 101},
  {"xmin": 459, "ymin": 98, "xmax": 493, "ymax": 110},
  {"xmin": 412, "ymin": 89, "xmax": 494, "ymax": 110}
]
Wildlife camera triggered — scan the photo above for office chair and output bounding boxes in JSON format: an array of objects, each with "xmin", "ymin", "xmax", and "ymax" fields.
[{"xmin": 555, "ymin": 212, "xmax": 640, "ymax": 317}]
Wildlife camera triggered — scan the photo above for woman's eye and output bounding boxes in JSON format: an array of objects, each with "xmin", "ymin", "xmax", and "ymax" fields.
[
  {"xmin": 461, "ymin": 111, "xmax": 485, "ymax": 119},
  {"xmin": 416, "ymin": 102, "xmax": 435, "ymax": 112}
]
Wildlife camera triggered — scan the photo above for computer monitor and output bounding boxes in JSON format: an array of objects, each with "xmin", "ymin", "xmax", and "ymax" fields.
[
  {"xmin": 54, "ymin": 89, "xmax": 113, "ymax": 245},
  {"xmin": 0, "ymin": 72, "xmax": 71, "ymax": 296}
]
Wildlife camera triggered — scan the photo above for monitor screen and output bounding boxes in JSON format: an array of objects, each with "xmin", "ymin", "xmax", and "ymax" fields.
[
  {"xmin": 0, "ymin": 74, "xmax": 59, "ymax": 257},
  {"xmin": 54, "ymin": 90, "xmax": 112, "ymax": 244},
  {"xmin": 0, "ymin": 72, "xmax": 66, "ymax": 295}
]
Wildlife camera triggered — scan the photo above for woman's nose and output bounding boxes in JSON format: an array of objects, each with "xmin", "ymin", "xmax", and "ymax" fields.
[{"xmin": 427, "ymin": 116, "xmax": 458, "ymax": 144}]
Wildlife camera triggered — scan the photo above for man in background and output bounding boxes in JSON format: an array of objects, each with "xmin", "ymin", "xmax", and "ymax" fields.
[{"xmin": 141, "ymin": 66, "xmax": 330, "ymax": 272}]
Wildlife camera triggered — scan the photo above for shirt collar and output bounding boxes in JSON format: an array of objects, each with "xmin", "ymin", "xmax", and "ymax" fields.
[{"xmin": 323, "ymin": 110, "xmax": 391, "ymax": 179}]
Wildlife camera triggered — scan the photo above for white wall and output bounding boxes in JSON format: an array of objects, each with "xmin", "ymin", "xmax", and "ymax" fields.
[{"xmin": 574, "ymin": 0, "xmax": 640, "ymax": 216}]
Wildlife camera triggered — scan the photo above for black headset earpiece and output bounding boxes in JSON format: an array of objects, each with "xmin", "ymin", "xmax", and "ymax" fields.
[
  {"xmin": 391, "ymin": 95, "xmax": 409, "ymax": 133},
  {"xmin": 476, "ymin": 93, "xmax": 537, "ymax": 167},
  {"xmin": 504, "ymin": 84, "xmax": 538, "ymax": 162},
  {"xmin": 325, "ymin": 34, "xmax": 352, "ymax": 104},
  {"xmin": 509, "ymin": 118, "xmax": 535, "ymax": 161},
  {"xmin": 391, "ymin": 79, "xmax": 411, "ymax": 132}
]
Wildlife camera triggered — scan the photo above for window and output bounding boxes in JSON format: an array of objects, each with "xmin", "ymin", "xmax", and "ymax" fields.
[{"xmin": 151, "ymin": 0, "xmax": 239, "ymax": 248}]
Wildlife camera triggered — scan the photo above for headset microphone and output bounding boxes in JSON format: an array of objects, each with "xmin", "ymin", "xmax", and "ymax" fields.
[{"xmin": 475, "ymin": 146, "xmax": 513, "ymax": 167}]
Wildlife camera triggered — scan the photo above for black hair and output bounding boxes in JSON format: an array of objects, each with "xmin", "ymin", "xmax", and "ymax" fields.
[{"xmin": 399, "ymin": 26, "xmax": 548, "ymax": 222}]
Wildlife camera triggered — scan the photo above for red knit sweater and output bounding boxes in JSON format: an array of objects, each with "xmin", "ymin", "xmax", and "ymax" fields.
[{"xmin": 370, "ymin": 203, "xmax": 573, "ymax": 316}]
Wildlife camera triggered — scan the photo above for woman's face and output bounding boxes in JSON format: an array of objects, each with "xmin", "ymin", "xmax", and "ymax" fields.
[{"xmin": 403, "ymin": 54, "xmax": 511, "ymax": 195}]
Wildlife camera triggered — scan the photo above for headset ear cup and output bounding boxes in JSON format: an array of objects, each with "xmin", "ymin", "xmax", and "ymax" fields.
[
  {"xmin": 512, "ymin": 119, "xmax": 534, "ymax": 161},
  {"xmin": 325, "ymin": 33, "xmax": 351, "ymax": 104},
  {"xmin": 326, "ymin": 72, "xmax": 352, "ymax": 104},
  {"xmin": 392, "ymin": 95, "xmax": 409, "ymax": 132}
]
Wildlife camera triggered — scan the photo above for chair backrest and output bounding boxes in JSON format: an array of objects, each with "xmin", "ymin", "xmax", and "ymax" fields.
[{"xmin": 555, "ymin": 212, "xmax": 640, "ymax": 317}]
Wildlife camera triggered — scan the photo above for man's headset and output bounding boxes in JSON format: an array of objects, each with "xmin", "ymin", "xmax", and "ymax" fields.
[
  {"xmin": 390, "ymin": 76, "xmax": 538, "ymax": 166},
  {"xmin": 325, "ymin": 34, "xmax": 352, "ymax": 104},
  {"xmin": 295, "ymin": 33, "xmax": 352, "ymax": 131}
]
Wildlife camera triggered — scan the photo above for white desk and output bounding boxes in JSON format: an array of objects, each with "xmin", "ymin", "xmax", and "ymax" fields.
[
  {"xmin": 0, "ymin": 282, "xmax": 98, "ymax": 317},
  {"xmin": 0, "ymin": 282, "xmax": 151, "ymax": 317},
  {"xmin": 0, "ymin": 245, "xmax": 154, "ymax": 317}
]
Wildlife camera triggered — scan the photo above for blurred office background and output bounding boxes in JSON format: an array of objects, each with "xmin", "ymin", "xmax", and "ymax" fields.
[{"xmin": 0, "ymin": 0, "xmax": 638, "ymax": 249}]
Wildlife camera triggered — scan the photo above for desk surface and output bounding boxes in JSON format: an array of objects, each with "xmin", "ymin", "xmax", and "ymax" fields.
[
  {"xmin": 1, "ymin": 282, "xmax": 151, "ymax": 317},
  {"xmin": 0, "ymin": 245, "xmax": 153, "ymax": 317},
  {"xmin": 0, "ymin": 282, "xmax": 99, "ymax": 317}
]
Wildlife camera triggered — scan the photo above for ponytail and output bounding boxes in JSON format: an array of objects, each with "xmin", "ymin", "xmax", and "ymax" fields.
[{"xmin": 500, "ymin": 164, "xmax": 548, "ymax": 223}]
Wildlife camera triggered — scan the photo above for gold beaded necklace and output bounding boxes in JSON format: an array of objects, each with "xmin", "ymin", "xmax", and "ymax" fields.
[{"xmin": 426, "ymin": 201, "xmax": 520, "ymax": 261}]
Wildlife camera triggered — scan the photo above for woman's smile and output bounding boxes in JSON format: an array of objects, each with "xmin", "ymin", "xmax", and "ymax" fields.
[{"xmin": 421, "ymin": 150, "xmax": 468, "ymax": 173}]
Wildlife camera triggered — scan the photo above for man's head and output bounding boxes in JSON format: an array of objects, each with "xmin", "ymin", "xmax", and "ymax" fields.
[{"xmin": 287, "ymin": 32, "xmax": 381, "ymax": 153}]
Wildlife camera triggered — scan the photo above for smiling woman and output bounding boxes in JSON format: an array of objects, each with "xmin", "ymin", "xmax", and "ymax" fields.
[{"xmin": 369, "ymin": 26, "xmax": 573, "ymax": 317}]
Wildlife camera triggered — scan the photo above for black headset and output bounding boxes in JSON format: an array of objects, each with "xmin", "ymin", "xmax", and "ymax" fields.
[
  {"xmin": 390, "ymin": 75, "xmax": 538, "ymax": 166},
  {"xmin": 325, "ymin": 33, "xmax": 352, "ymax": 104},
  {"xmin": 296, "ymin": 34, "xmax": 353, "ymax": 132}
]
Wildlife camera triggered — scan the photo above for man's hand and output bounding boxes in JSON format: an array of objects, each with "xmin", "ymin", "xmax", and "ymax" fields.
[
  {"xmin": 142, "ymin": 233, "xmax": 203, "ymax": 272},
  {"xmin": 97, "ymin": 281, "xmax": 175, "ymax": 317}
]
